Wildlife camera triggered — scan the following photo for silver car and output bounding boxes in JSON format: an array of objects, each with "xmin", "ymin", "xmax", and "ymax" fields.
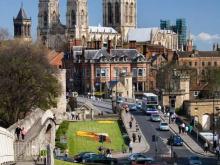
[
  {"xmin": 159, "ymin": 122, "xmax": 169, "ymax": 131},
  {"xmin": 150, "ymin": 114, "xmax": 161, "ymax": 122}
]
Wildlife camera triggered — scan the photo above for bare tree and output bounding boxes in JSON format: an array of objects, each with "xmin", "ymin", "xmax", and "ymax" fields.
[
  {"xmin": 0, "ymin": 40, "xmax": 61, "ymax": 127},
  {"xmin": 0, "ymin": 27, "xmax": 10, "ymax": 41}
]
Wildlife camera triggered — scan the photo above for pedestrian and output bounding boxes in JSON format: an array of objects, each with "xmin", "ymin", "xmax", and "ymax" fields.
[
  {"xmin": 129, "ymin": 141, "xmax": 133, "ymax": 153},
  {"xmin": 138, "ymin": 134, "xmax": 141, "ymax": 143},
  {"xmin": 21, "ymin": 127, "xmax": 26, "ymax": 141},
  {"xmin": 15, "ymin": 125, "xmax": 22, "ymax": 141},
  {"xmin": 136, "ymin": 123, "xmax": 139, "ymax": 132},
  {"xmin": 213, "ymin": 140, "xmax": 217, "ymax": 150},
  {"xmin": 129, "ymin": 121, "xmax": 132, "ymax": 129},
  {"xmin": 188, "ymin": 125, "xmax": 193, "ymax": 134},
  {"xmin": 178, "ymin": 124, "xmax": 182, "ymax": 134},
  {"xmin": 181, "ymin": 123, "xmax": 185, "ymax": 134},
  {"xmin": 71, "ymin": 111, "xmax": 75, "ymax": 120},
  {"xmin": 204, "ymin": 141, "xmax": 208, "ymax": 153},
  {"xmin": 132, "ymin": 133, "xmax": 136, "ymax": 142},
  {"xmin": 185, "ymin": 125, "xmax": 189, "ymax": 134},
  {"xmin": 216, "ymin": 145, "xmax": 220, "ymax": 160}
]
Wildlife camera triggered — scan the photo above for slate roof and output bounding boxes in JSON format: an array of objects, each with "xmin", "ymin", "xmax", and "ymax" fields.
[
  {"xmin": 177, "ymin": 51, "xmax": 220, "ymax": 58},
  {"xmin": 16, "ymin": 7, "xmax": 29, "ymax": 20},
  {"xmin": 110, "ymin": 49, "xmax": 144, "ymax": 60}
]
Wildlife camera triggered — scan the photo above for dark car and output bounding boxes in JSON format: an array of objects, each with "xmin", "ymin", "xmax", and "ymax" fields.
[
  {"xmin": 73, "ymin": 152, "xmax": 96, "ymax": 163},
  {"xmin": 84, "ymin": 154, "xmax": 118, "ymax": 165},
  {"xmin": 167, "ymin": 135, "xmax": 183, "ymax": 146},
  {"xmin": 128, "ymin": 104, "xmax": 138, "ymax": 112}
]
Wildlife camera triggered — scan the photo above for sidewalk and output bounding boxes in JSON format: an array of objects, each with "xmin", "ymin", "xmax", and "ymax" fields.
[
  {"xmin": 159, "ymin": 112, "xmax": 214, "ymax": 157},
  {"xmin": 112, "ymin": 111, "xmax": 149, "ymax": 158}
]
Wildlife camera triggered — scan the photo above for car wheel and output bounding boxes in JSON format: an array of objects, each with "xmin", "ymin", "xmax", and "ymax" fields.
[
  {"xmin": 110, "ymin": 160, "xmax": 115, "ymax": 165},
  {"xmin": 82, "ymin": 159, "xmax": 86, "ymax": 163}
]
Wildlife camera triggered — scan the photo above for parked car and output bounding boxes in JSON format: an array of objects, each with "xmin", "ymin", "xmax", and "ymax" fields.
[
  {"xmin": 73, "ymin": 152, "xmax": 96, "ymax": 163},
  {"xmin": 128, "ymin": 153, "xmax": 154, "ymax": 162},
  {"xmin": 117, "ymin": 97, "xmax": 124, "ymax": 104},
  {"xmin": 150, "ymin": 114, "xmax": 161, "ymax": 122},
  {"xmin": 167, "ymin": 135, "xmax": 183, "ymax": 146},
  {"xmin": 136, "ymin": 102, "xmax": 142, "ymax": 110},
  {"xmin": 84, "ymin": 154, "xmax": 118, "ymax": 165},
  {"xmin": 188, "ymin": 156, "xmax": 202, "ymax": 165},
  {"xmin": 159, "ymin": 122, "xmax": 169, "ymax": 131},
  {"xmin": 128, "ymin": 104, "xmax": 138, "ymax": 112}
]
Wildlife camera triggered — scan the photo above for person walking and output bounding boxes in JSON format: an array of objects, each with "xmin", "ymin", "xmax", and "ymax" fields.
[
  {"xmin": 129, "ymin": 121, "xmax": 132, "ymax": 129},
  {"xmin": 185, "ymin": 125, "xmax": 189, "ymax": 134},
  {"xmin": 15, "ymin": 126, "xmax": 22, "ymax": 141},
  {"xmin": 132, "ymin": 133, "xmax": 136, "ymax": 142},
  {"xmin": 71, "ymin": 111, "xmax": 75, "ymax": 120},
  {"xmin": 138, "ymin": 134, "xmax": 141, "ymax": 143},
  {"xmin": 129, "ymin": 141, "xmax": 133, "ymax": 153},
  {"xmin": 136, "ymin": 123, "xmax": 139, "ymax": 132},
  {"xmin": 21, "ymin": 127, "xmax": 26, "ymax": 141},
  {"xmin": 204, "ymin": 141, "xmax": 209, "ymax": 153},
  {"xmin": 181, "ymin": 123, "xmax": 185, "ymax": 134},
  {"xmin": 178, "ymin": 124, "xmax": 182, "ymax": 134},
  {"xmin": 188, "ymin": 125, "xmax": 193, "ymax": 134},
  {"xmin": 216, "ymin": 145, "xmax": 220, "ymax": 160}
]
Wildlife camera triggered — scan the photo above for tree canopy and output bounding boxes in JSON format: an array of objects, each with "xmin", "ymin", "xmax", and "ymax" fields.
[{"xmin": 0, "ymin": 40, "xmax": 61, "ymax": 127}]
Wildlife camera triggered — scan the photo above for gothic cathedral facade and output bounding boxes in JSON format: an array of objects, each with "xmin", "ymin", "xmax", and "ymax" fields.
[
  {"xmin": 103, "ymin": 0, "xmax": 137, "ymax": 42},
  {"xmin": 37, "ymin": 0, "xmax": 136, "ymax": 49}
]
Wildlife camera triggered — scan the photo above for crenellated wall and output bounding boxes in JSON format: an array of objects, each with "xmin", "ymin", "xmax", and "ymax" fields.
[{"xmin": 0, "ymin": 127, "xmax": 14, "ymax": 164}]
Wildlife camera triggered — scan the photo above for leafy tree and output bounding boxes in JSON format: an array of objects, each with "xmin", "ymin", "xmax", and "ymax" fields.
[{"xmin": 0, "ymin": 40, "xmax": 61, "ymax": 127}]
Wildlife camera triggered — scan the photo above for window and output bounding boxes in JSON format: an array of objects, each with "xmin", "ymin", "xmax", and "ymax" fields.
[
  {"xmin": 71, "ymin": 10, "xmax": 76, "ymax": 26},
  {"xmin": 130, "ymin": 3, "xmax": 134, "ymax": 23},
  {"xmin": 138, "ymin": 82, "xmax": 143, "ymax": 91},
  {"xmin": 195, "ymin": 62, "xmax": 197, "ymax": 66},
  {"xmin": 115, "ymin": 2, "xmax": 120, "ymax": 24},
  {"xmin": 122, "ymin": 67, "xmax": 128, "ymax": 75},
  {"xmin": 101, "ymin": 68, "xmax": 109, "ymax": 77},
  {"xmin": 96, "ymin": 68, "xmax": 101, "ymax": 77},
  {"xmin": 108, "ymin": 2, "xmax": 113, "ymax": 24},
  {"xmin": 43, "ymin": 11, "xmax": 48, "ymax": 27},
  {"xmin": 189, "ymin": 62, "xmax": 192, "ymax": 66},
  {"xmin": 202, "ymin": 62, "xmax": 205, "ymax": 66},
  {"xmin": 208, "ymin": 62, "xmax": 211, "ymax": 66},
  {"xmin": 125, "ymin": 2, "xmax": 129, "ymax": 23},
  {"xmin": 114, "ymin": 67, "xmax": 119, "ymax": 77},
  {"xmin": 132, "ymin": 68, "xmax": 137, "ymax": 77},
  {"xmin": 138, "ymin": 68, "xmax": 143, "ymax": 77},
  {"xmin": 214, "ymin": 62, "xmax": 218, "ymax": 66},
  {"xmin": 194, "ymin": 91, "xmax": 199, "ymax": 97}
]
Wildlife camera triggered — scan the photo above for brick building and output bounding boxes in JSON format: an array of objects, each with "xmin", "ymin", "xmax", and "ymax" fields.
[{"xmin": 63, "ymin": 47, "xmax": 151, "ymax": 98}]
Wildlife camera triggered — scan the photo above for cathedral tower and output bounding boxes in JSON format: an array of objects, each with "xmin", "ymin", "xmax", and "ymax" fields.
[
  {"xmin": 103, "ymin": 0, "xmax": 137, "ymax": 42},
  {"xmin": 37, "ymin": 0, "xmax": 60, "ymax": 45},
  {"xmin": 66, "ymin": 0, "xmax": 88, "ymax": 45},
  {"xmin": 13, "ymin": 5, "xmax": 32, "ymax": 41}
]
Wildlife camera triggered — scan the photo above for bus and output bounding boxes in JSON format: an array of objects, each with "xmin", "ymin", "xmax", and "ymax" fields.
[{"xmin": 142, "ymin": 93, "xmax": 159, "ymax": 115}]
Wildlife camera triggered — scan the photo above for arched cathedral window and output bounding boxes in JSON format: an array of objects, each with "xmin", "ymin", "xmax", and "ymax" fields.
[
  {"xmin": 52, "ymin": 11, "xmax": 57, "ymax": 23},
  {"xmin": 130, "ymin": 3, "xmax": 134, "ymax": 23},
  {"xmin": 43, "ymin": 11, "xmax": 48, "ymax": 27},
  {"xmin": 115, "ymin": 2, "xmax": 120, "ymax": 24},
  {"xmin": 108, "ymin": 2, "xmax": 113, "ymax": 24},
  {"xmin": 125, "ymin": 2, "xmax": 129, "ymax": 23},
  {"xmin": 71, "ymin": 10, "xmax": 76, "ymax": 26},
  {"xmin": 81, "ymin": 10, "xmax": 85, "ymax": 25}
]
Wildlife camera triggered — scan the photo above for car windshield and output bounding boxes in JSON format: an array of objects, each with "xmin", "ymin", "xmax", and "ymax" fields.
[
  {"xmin": 161, "ymin": 123, "xmax": 168, "ymax": 126},
  {"xmin": 152, "ymin": 114, "xmax": 159, "ymax": 117},
  {"xmin": 191, "ymin": 156, "xmax": 200, "ymax": 160}
]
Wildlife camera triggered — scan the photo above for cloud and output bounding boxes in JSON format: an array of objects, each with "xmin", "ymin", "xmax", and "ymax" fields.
[{"xmin": 193, "ymin": 32, "xmax": 220, "ymax": 41}]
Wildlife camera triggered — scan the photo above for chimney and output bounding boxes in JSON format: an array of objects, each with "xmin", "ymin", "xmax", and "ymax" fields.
[
  {"xmin": 129, "ymin": 40, "xmax": 136, "ymax": 49},
  {"xmin": 107, "ymin": 40, "xmax": 112, "ymax": 53}
]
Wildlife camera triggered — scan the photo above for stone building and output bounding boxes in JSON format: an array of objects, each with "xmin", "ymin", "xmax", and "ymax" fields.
[
  {"xmin": 13, "ymin": 6, "xmax": 32, "ymax": 41},
  {"xmin": 127, "ymin": 28, "xmax": 178, "ymax": 51},
  {"xmin": 37, "ymin": 0, "xmax": 120, "ymax": 49},
  {"xmin": 103, "ymin": 0, "xmax": 137, "ymax": 42},
  {"xmin": 63, "ymin": 47, "xmax": 150, "ymax": 98}
]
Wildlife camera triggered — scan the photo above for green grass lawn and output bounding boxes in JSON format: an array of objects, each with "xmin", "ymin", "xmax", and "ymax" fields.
[
  {"xmin": 66, "ymin": 120, "xmax": 126, "ymax": 156},
  {"xmin": 55, "ymin": 159, "xmax": 82, "ymax": 165}
]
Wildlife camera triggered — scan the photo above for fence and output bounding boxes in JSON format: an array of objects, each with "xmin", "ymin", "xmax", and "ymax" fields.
[{"xmin": 0, "ymin": 127, "xmax": 14, "ymax": 164}]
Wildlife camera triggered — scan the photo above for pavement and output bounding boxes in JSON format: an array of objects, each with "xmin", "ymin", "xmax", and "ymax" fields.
[
  {"xmin": 112, "ymin": 111, "xmax": 150, "ymax": 158},
  {"xmin": 159, "ymin": 111, "xmax": 215, "ymax": 157}
]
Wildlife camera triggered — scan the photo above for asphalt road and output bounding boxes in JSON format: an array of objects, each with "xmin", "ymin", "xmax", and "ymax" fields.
[{"xmin": 132, "ymin": 110, "xmax": 218, "ymax": 165}]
